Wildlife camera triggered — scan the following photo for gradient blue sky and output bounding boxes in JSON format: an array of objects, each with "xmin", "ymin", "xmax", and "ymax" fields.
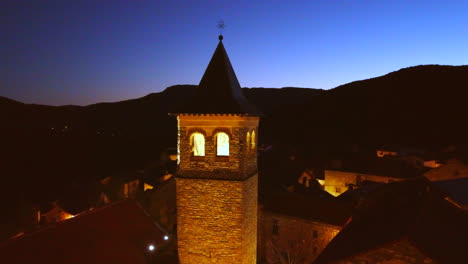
[{"xmin": 2, "ymin": 0, "xmax": 467, "ymax": 105}]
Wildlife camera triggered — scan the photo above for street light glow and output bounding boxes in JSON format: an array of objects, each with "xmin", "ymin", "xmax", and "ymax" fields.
[{"xmin": 148, "ymin": 244, "xmax": 155, "ymax": 251}]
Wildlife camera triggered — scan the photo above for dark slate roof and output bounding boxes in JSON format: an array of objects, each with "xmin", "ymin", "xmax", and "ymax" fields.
[
  {"xmin": 337, "ymin": 181, "xmax": 385, "ymax": 203},
  {"xmin": 432, "ymin": 177, "xmax": 468, "ymax": 205},
  {"xmin": 0, "ymin": 200, "xmax": 171, "ymax": 264},
  {"xmin": 313, "ymin": 178, "xmax": 468, "ymax": 264},
  {"xmin": 334, "ymin": 155, "xmax": 427, "ymax": 179},
  {"xmin": 178, "ymin": 36, "xmax": 260, "ymax": 115},
  {"xmin": 262, "ymin": 190, "xmax": 353, "ymax": 226}
]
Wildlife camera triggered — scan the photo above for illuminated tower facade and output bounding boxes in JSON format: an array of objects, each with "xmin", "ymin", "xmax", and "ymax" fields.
[{"xmin": 174, "ymin": 35, "xmax": 260, "ymax": 264}]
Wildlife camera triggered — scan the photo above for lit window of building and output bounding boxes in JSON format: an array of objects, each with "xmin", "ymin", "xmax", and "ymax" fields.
[
  {"xmin": 246, "ymin": 131, "xmax": 251, "ymax": 152},
  {"xmin": 216, "ymin": 132, "xmax": 229, "ymax": 156},
  {"xmin": 190, "ymin": 132, "xmax": 205, "ymax": 156},
  {"xmin": 251, "ymin": 130, "xmax": 256, "ymax": 150}
]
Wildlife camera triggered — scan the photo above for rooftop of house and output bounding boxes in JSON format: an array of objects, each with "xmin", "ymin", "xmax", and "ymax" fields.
[
  {"xmin": 336, "ymin": 181, "xmax": 385, "ymax": 203},
  {"xmin": 330, "ymin": 155, "xmax": 428, "ymax": 179},
  {"xmin": 432, "ymin": 177, "xmax": 468, "ymax": 206},
  {"xmin": 0, "ymin": 199, "xmax": 169, "ymax": 264},
  {"xmin": 262, "ymin": 190, "xmax": 353, "ymax": 227},
  {"xmin": 313, "ymin": 178, "xmax": 468, "ymax": 264}
]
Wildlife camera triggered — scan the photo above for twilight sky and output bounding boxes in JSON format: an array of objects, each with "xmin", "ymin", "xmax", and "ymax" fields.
[{"xmin": 2, "ymin": 0, "xmax": 468, "ymax": 106}]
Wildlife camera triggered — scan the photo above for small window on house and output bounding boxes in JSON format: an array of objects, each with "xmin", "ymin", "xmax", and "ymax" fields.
[
  {"xmin": 216, "ymin": 132, "xmax": 229, "ymax": 156},
  {"xmin": 272, "ymin": 219, "xmax": 279, "ymax": 235},
  {"xmin": 190, "ymin": 132, "xmax": 205, "ymax": 156},
  {"xmin": 313, "ymin": 230, "xmax": 318, "ymax": 238},
  {"xmin": 246, "ymin": 131, "xmax": 251, "ymax": 152},
  {"xmin": 123, "ymin": 183, "xmax": 129, "ymax": 198},
  {"xmin": 251, "ymin": 130, "xmax": 256, "ymax": 150},
  {"xmin": 335, "ymin": 187, "xmax": 341, "ymax": 193}
]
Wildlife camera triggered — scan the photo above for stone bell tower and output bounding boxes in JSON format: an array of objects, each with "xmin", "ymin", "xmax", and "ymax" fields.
[{"xmin": 173, "ymin": 35, "xmax": 260, "ymax": 264}]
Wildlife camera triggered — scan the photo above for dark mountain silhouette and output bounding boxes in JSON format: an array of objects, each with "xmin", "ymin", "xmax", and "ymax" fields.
[
  {"xmin": 0, "ymin": 85, "xmax": 322, "ymax": 207},
  {"xmin": 1, "ymin": 64, "xmax": 467, "ymax": 211},
  {"xmin": 269, "ymin": 65, "xmax": 468, "ymax": 150}
]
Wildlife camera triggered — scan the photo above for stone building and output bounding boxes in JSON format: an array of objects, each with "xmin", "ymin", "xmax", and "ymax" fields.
[
  {"xmin": 143, "ymin": 178, "xmax": 177, "ymax": 233},
  {"xmin": 259, "ymin": 191, "xmax": 352, "ymax": 264},
  {"xmin": 423, "ymin": 158, "xmax": 468, "ymax": 181},
  {"xmin": 322, "ymin": 155, "xmax": 424, "ymax": 196},
  {"xmin": 172, "ymin": 35, "xmax": 260, "ymax": 263},
  {"xmin": 314, "ymin": 178, "xmax": 468, "ymax": 264},
  {"xmin": 323, "ymin": 170, "xmax": 405, "ymax": 196},
  {"xmin": 0, "ymin": 200, "xmax": 169, "ymax": 264},
  {"xmin": 39, "ymin": 201, "xmax": 75, "ymax": 225}
]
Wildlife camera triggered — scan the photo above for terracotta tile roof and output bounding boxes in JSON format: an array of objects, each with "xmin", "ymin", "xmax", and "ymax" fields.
[
  {"xmin": 313, "ymin": 178, "xmax": 468, "ymax": 264},
  {"xmin": 262, "ymin": 191, "xmax": 353, "ymax": 226},
  {"xmin": 0, "ymin": 199, "xmax": 170, "ymax": 264}
]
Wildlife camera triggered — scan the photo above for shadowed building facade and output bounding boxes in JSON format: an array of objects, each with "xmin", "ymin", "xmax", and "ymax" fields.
[{"xmin": 173, "ymin": 35, "xmax": 260, "ymax": 263}]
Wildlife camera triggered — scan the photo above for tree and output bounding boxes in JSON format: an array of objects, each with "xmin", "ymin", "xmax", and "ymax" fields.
[{"xmin": 266, "ymin": 236, "xmax": 316, "ymax": 264}]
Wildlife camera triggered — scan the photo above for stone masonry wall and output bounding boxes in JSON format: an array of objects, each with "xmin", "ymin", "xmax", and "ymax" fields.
[
  {"xmin": 242, "ymin": 174, "xmax": 258, "ymax": 264},
  {"xmin": 259, "ymin": 211, "xmax": 341, "ymax": 264},
  {"xmin": 176, "ymin": 114, "xmax": 259, "ymax": 263},
  {"xmin": 177, "ymin": 175, "xmax": 258, "ymax": 264},
  {"xmin": 177, "ymin": 115, "xmax": 258, "ymax": 180}
]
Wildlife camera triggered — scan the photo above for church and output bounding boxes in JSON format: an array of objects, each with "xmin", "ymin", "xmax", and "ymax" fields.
[{"xmin": 173, "ymin": 34, "xmax": 260, "ymax": 263}]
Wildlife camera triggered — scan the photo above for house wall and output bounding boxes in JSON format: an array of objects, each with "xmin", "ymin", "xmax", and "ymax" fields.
[
  {"xmin": 376, "ymin": 150, "xmax": 398, "ymax": 157},
  {"xmin": 122, "ymin": 179, "xmax": 140, "ymax": 199},
  {"xmin": 259, "ymin": 211, "xmax": 341, "ymax": 264},
  {"xmin": 144, "ymin": 179, "xmax": 176, "ymax": 233},
  {"xmin": 40, "ymin": 203, "xmax": 73, "ymax": 225},
  {"xmin": 324, "ymin": 170, "xmax": 403, "ymax": 196},
  {"xmin": 424, "ymin": 159, "xmax": 468, "ymax": 181}
]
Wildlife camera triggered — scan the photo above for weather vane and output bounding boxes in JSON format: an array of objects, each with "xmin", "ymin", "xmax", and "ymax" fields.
[{"xmin": 217, "ymin": 20, "xmax": 226, "ymax": 35}]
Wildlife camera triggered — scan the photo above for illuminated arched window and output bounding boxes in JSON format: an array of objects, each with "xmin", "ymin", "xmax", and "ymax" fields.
[
  {"xmin": 190, "ymin": 132, "xmax": 205, "ymax": 156},
  {"xmin": 251, "ymin": 130, "xmax": 256, "ymax": 151},
  {"xmin": 246, "ymin": 131, "xmax": 251, "ymax": 152},
  {"xmin": 216, "ymin": 132, "xmax": 229, "ymax": 156}
]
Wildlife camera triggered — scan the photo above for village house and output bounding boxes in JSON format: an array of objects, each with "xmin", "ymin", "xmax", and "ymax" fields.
[
  {"xmin": 143, "ymin": 178, "xmax": 177, "ymax": 233},
  {"xmin": 319, "ymin": 152, "xmax": 427, "ymax": 196},
  {"xmin": 259, "ymin": 191, "xmax": 353, "ymax": 263},
  {"xmin": 431, "ymin": 177, "xmax": 468, "ymax": 210},
  {"xmin": 39, "ymin": 201, "xmax": 75, "ymax": 225},
  {"xmin": 314, "ymin": 178, "xmax": 468, "ymax": 264},
  {"xmin": 423, "ymin": 158, "xmax": 468, "ymax": 181},
  {"xmin": 323, "ymin": 169, "xmax": 405, "ymax": 196},
  {"xmin": 99, "ymin": 171, "xmax": 141, "ymax": 203},
  {"xmin": 0, "ymin": 200, "xmax": 171, "ymax": 264}
]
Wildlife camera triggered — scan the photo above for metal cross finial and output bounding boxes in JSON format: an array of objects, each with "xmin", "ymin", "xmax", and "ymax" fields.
[{"xmin": 217, "ymin": 20, "xmax": 226, "ymax": 35}]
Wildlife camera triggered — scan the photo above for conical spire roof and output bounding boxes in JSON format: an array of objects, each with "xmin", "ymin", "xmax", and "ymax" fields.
[{"xmin": 180, "ymin": 36, "xmax": 260, "ymax": 115}]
